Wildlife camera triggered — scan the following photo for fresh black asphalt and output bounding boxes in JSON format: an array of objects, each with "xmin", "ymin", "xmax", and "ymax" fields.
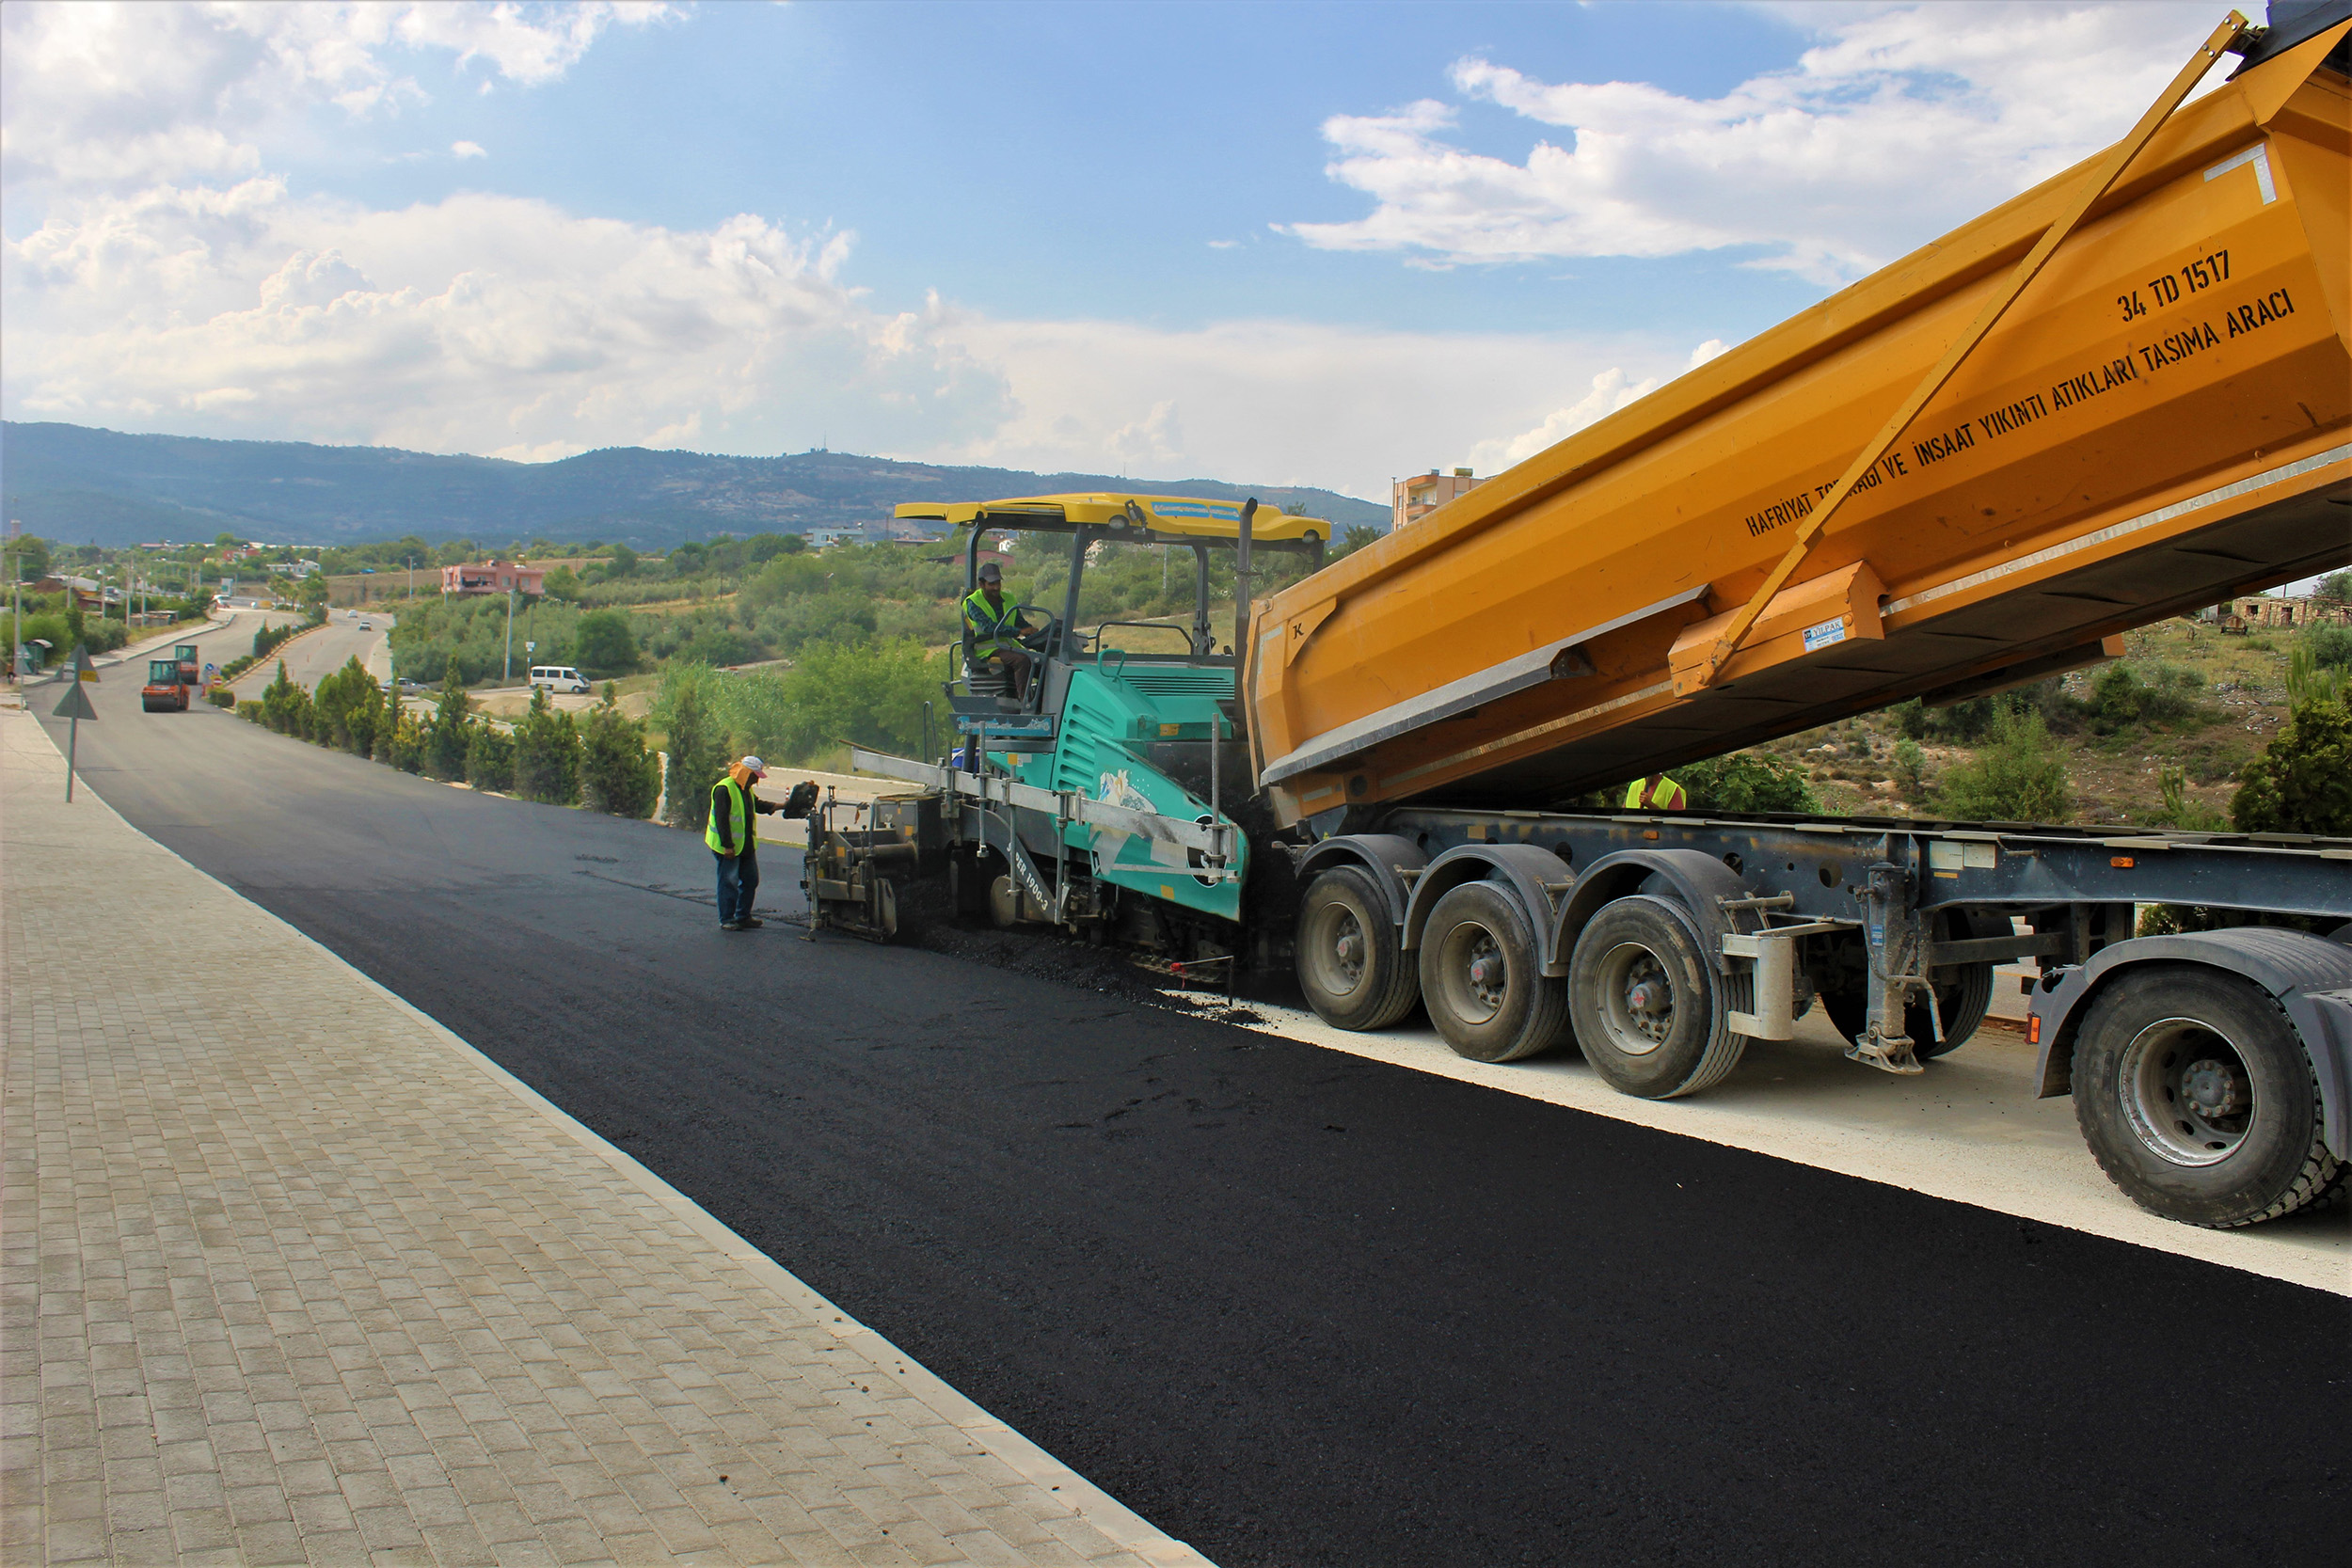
[{"xmin": 35, "ymin": 632, "xmax": 2349, "ymax": 1566}]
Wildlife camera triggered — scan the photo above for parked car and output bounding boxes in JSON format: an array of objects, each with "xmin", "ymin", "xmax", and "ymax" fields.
[{"xmin": 528, "ymin": 665, "xmax": 591, "ymax": 695}]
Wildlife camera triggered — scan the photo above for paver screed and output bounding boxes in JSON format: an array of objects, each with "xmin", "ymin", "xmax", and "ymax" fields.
[{"xmin": 0, "ymin": 709, "xmax": 1206, "ymax": 1567}]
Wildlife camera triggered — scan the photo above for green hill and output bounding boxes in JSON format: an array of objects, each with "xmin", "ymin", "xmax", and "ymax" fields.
[{"xmin": 0, "ymin": 420, "xmax": 1389, "ymax": 547}]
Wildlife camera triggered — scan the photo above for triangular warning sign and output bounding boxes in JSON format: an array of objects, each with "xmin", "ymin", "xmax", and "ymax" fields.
[
  {"xmin": 72, "ymin": 644, "xmax": 99, "ymax": 682},
  {"xmin": 52, "ymin": 682, "xmax": 98, "ymax": 721}
]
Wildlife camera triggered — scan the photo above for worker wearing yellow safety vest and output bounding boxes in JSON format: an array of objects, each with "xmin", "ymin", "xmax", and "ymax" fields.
[
  {"xmin": 1623, "ymin": 773, "xmax": 1687, "ymax": 811},
  {"xmin": 962, "ymin": 561, "xmax": 1041, "ymax": 701},
  {"xmin": 707, "ymin": 755, "xmax": 782, "ymax": 930}
]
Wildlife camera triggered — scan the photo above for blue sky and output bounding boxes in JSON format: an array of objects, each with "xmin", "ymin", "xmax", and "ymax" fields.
[{"xmin": 2, "ymin": 1, "xmax": 2229, "ymax": 500}]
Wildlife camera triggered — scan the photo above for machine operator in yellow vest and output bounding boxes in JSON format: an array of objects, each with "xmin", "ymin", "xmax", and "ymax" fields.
[
  {"xmin": 962, "ymin": 561, "xmax": 1041, "ymax": 701},
  {"xmin": 1623, "ymin": 773, "xmax": 1688, "ymax": 811},
  {"xmin": 707, "ymin": 755, "xmax": 782, "ymax": 930}
]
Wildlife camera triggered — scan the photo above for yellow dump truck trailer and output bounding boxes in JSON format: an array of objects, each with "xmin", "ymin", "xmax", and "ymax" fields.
[
  {"xmin": 1249, "ymin": 14, "xmax": 2350, "ymax": 821},
  {"xmin": 849, "ymin": 8, "xmax": 2352, "ymax": 1231}
]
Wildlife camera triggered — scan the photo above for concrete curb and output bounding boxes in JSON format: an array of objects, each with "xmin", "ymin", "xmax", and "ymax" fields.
[{"xmin": 11, "ymin": 710, "xmax": 1211, "ymax": 1567}]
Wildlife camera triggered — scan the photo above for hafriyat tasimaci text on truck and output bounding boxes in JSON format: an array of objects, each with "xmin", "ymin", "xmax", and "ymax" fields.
[{"xmin": 806, "ymin": 6, "xmax": 2352, "ymax": 1231}]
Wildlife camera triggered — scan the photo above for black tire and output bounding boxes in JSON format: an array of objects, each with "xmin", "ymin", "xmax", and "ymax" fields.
[
  {"xmin": 1820, "ymin": 963, "xmax": 1993, "ymax": 1059},
  {"xmin": 2072, "ymin": 964, "xmax": 2342, "ymax": 1227},
  {"xmin": 1567, "ymin": 895, "xmax": 1744, "ymax": 1098},
  {"xmin": 1296, "ymin": 866, "xmax": 1420, "ymax": 1032},
  {"xmin": 1417, "ymin": 881, "xmax": 1570, "ymax": 1064}
]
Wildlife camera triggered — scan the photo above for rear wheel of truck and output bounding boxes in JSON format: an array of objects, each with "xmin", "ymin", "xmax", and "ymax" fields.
[
  {"xmin": 1297, "ymin": 866, "xmax": 1420, "ymax": 1032},
  {"xmin": 1418, "ymin": 881, "xmax": 1569, "ymax": 1064},
  {"xmin": 2073, "ymin": 965, "xmax": 2342, "ymax": 1227},
  {"xmin": 1568, "ymin": 895, "xmax": 1743, "ymax": 1098}
]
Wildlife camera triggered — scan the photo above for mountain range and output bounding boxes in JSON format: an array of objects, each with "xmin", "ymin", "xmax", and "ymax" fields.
[{"xmin": 0, "ymin": 421, "xmax": 1389, "ymax": 548}]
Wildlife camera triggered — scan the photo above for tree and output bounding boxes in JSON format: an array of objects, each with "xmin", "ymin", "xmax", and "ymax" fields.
[
  {"xmin": 465, "ymin": 722, "xmax": 516, "ymax": 792},
  {"xmin": 1330, "ymin": 524, "xmax": 1384, "ymax": 562},
  {"xmin": 511, "ymin": 686, "xmax": 581, "ymax": 805},
  {"xmin": 7, "ymin": 533, "xmax": 49, "ymax": 582},
  {"xmin": 2231, "ymin": 698, "xmax": 2352, "ymax": 836},
  {"xmin": 580, "ymin": 684, "xmax": 660, "ymax": 817},
  {"xmin": 573, "ymin": 610, "xmax": 637, "ymax": 675},
  {"xmin": 299, "ymin": 571, "xmax": 330, "ymax": 621},
  {"xmin": 1935, "ymin": 706, "xmax": 2072, "ymax": 822},
  {"xmin": 312, "ymin": 657, "xmax": 378, "ymax": 751},
  {"xmin": 1676, "ymin": 752, "xmax": 1819, "ymax": 814},
  {"xmin": 541, "ymin": 564, "xmax": 582, "ymax": 601},
  {"xmin": 425, "ymin": 663, "xmax": 471, "ymax": 780},
  {"xmin": 660, "ymin": 681, "xmax": 729, "ymax": 832},
  {"xmin": 605, "ymin": 542, "xmax": 638, "ymax": 578}
]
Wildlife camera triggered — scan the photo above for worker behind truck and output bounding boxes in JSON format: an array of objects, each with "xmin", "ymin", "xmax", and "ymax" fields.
[
  {"xmin": 1623, "ymin": 773, "xmax": 1687, "ymax": 811},
  {"xmin": 707, "ymin": 755, "xmax": 782, "ymax": 930},
  {"xmin": 962, "ymin": 561, "xmax": 1041, "ymax": 701}
]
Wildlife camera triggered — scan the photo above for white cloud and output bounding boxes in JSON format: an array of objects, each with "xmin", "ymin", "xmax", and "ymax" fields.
[
  {"xmin": 1282, "ymin": 2, "xmax": 2227, "ymax": 284},
  {"xmin": 1466, "ymin": 366, "xmax": 1659, "ymax": 474},
  {"xmin": 2, "ymin": 179, "xmax": 1023, "ymax": 464},
  {"xmin": 916, "ymin": 311, "xmax": 1684, "ymax": 500},
  {"xmin": 451, "ymin": 139, "xmax": 486, "ymax": 159},
  {"xmin": 1, "ymin": 1, "xmax": 676, "ymax": 194}
]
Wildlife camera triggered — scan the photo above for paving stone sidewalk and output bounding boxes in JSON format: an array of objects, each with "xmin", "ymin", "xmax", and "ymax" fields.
[{"xmin": 1, "ymin": 709, "xmax": 1205, "ymax": 1566}]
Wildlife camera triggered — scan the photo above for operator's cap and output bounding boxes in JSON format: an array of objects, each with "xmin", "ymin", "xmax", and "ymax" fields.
[
  {"xmin": 977, "ymin": 561, "xmax": 1003, "ymax": 582},
  {"xmin": 740, "ymin": 754, "xmax": 767, "ymax": 778}
]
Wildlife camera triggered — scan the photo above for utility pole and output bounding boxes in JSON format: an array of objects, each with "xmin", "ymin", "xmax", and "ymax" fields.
[{"xmin": 503, "ymin": 584, "xmax": 516, "ymax": 682}]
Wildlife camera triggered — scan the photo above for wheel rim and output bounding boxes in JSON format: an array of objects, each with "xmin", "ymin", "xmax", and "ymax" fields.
[
  {"xmin": 1305, "ymin": 899, "xmax": 1368, "ymax": 1001},
  {"xmin": 1594, "ymin": 942, "xmax": 1674, "ymax": 1056},
  {"xmin": 1435, "ymin": 921, "xmax": 1506, "ymax": 1026},
  {"xmin": 2119, "ymin": 1016, "xmax": 2252, "ymax": 1167}
]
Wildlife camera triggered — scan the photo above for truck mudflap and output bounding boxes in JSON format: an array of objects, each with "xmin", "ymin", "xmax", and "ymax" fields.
[{"xmin": 2030, "ymin": 927, "xmax": 2352, "ymax": 1159}]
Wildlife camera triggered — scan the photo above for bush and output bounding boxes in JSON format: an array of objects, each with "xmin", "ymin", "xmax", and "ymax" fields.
[
  {"xmin": 259, "ymin": 660, "xmax": 313, "ymax": 736},
  {"xmin": 311, "ymin": 657, "xmax": 378, "ymax": 752},
  {"xmin": 2231, "ymin": 697, "xmax": 2352, "ymax": 835},
  {"xmin": 511, "ymin": 687, "xmax": 581, "ymax": 805},
  {"xmin": 465, "ymin": 722, "xmax": 516, "ymax": 792},
  {"xmin": 386, "ymin": 711, "xmax": 427, "ymax": 773},
  {"xmin": 580, "ymin": 685, "xmax": 660, "ymax": 817},
  {"xmin": 659, "ymin": 680, "xmax": 729, "ymax": 832},
  {"xmin": 424, "ymin": 664, "xmax": 471, "ymax": 781},
  {"xmin": 2086, "ymin": 660, "xmax": 2206, "ymax": 733},
  {"xmin": 1935, "ymin": 706, "xmax": 2073, "ymax": 822},
  {"xmin": 206, "ymin": 687, "xmax": 236, "ymax": 709},
  {"xmin": 236, "ymin": 700, "xmax": 262, "ymax": 724},
  {"xmin": 1891, "ymin": 737, "xmax": 1926, "ymax": 800},
  {"xmin": 1677, "ymin": 752, "xmax": 1820, "ymax": 814},
  {"xmin": 2150, "ymin": 764, "xmax": 2227, "ymax": 831},
  {"xmin": 2306, "ymin": 623, "xmax": 2352, "ymax": 671}
]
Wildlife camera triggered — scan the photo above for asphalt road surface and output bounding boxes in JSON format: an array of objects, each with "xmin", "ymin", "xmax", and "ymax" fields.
[
  {"xmin": 34, "ymin": 693, "xmax": 2349, "ymax": 1567},
  {"xmin": 223, "ymin": 608, "xmax": 392, "ymax": 694}
]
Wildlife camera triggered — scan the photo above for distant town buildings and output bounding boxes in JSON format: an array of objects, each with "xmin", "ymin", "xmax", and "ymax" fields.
[
  {"xmin": 806, "ymin": 528, "xmax": 861, "ymax": 550},
  {"xmin": 440, "ymin": 562, "xmax": 547, "ymax": 597},
  {"xmin": 1392, "ymin": 467, "xmax": 1486, "ymax": 531}
]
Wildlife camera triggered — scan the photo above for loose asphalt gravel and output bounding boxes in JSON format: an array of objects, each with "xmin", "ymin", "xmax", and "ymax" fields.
[{"xmin": 35, "ymin": 650, "xmax": 2348, "ymax": 1567}]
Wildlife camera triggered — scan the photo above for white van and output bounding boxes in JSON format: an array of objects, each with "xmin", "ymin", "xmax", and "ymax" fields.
[{"xmin": 529, "ymin": 665, "xmax": 591, "ymax": 694}]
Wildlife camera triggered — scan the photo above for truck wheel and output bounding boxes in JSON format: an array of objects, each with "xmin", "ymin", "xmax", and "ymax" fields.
[
  {"xmin": 1296, "ymin": 866, "xmax": 1420, "ymax": 1032},
  {"xmin": 1418, "ymin": 881, "xmax": 1569, "ymax": 1064},
  {"xmin": 2072, "ymin": 965, "xmax": 2342, "ymax": 1227},
  {"xmin": 1568, "ymin": 895, "xmax": 1744, "ymax": 1098},
  {"xmin": 1820, "ymin": 963, "xmax": 1992, "ymax": 1059}
]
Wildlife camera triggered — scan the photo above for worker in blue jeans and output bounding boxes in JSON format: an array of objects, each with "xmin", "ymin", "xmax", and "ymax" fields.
[{"xmin": 707, "ymin": 755, "xmax": 780, "ymax": 930}]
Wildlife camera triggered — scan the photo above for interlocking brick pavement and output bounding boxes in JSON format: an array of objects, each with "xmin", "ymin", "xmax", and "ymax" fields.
[{"xmin": 2, "ymin": 710, "xmax": 1208, "ymax": 1567}]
